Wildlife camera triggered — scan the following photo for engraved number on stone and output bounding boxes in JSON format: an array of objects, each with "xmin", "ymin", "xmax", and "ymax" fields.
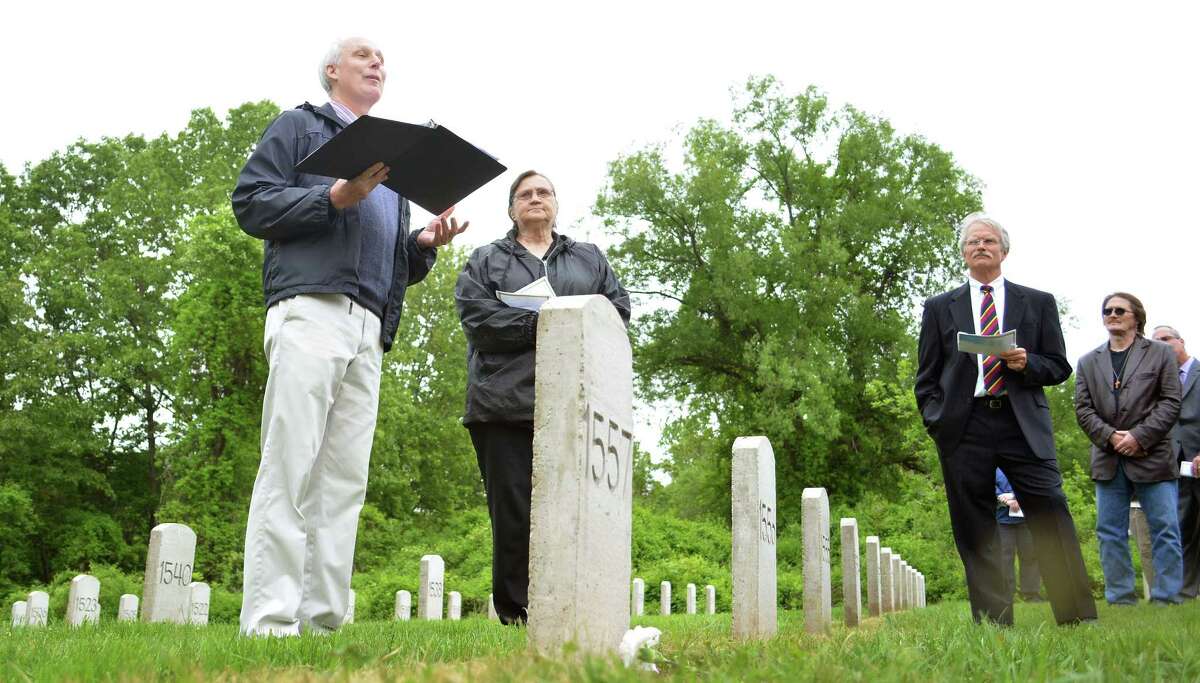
[
  {"xmin": 760, "ymin": 502, "xmax": 776, "ymax": 545},
  {"xmin": 589, "ymin": 406, "xmax": 632, "ymax": 493}
]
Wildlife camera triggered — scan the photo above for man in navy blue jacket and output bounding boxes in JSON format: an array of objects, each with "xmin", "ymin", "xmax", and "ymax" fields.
[
  {"xmin": 995, "ymin": 468, "xmax": 1044, "ymax": 602},
  {"xmin": 231, "ymin": 37, "xmax": 467, "ymax": 636}
]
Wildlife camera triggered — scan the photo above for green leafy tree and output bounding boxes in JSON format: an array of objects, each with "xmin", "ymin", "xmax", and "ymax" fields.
[{"xmin": 595, "ymin": 76, "xmax": 982, "ymax": 522}]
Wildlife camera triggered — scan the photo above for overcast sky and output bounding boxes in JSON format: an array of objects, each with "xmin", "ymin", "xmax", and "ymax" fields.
[{"xmin": 5, "ymin": 1, "xmax": 1197, "ymax": 454}]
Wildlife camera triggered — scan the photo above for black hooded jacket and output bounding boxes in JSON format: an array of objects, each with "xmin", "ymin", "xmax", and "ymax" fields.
[
  {"xmin": 455, "ymin": 229, "xmax": 631, "ymax": 424},
  {"xmin": 231, "ymin": 102, "xmax": 436, "ymax": 352}
]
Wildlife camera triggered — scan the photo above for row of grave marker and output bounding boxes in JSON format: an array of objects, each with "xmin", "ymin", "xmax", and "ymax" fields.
[
  {"xmin": 11, "ymin": 578, "xmax": 209, "ymax": 628},
  {"xmin": 629, "ymin": 580, "xmax": 717, "ymax": 616},
  {"xmin": 731, "ymin": 436, "xmax": 927, "ymax": 638},
  {"xmin": 7, "ymin": 298, "xmax": 929, "ymax": 654}
]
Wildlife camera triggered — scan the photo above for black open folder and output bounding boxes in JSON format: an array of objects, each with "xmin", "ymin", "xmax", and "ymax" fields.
[{"xmin": 295, "ymin": 116, "xmax": 506, "ymax": 215}]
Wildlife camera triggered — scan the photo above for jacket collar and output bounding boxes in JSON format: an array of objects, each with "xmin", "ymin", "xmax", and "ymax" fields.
[
  {"xmin": 1092, "ymin": 335, "xmax": 1151, "ymax": 387},
  {"xmin": 495, "ymin": 228, "xmax": 575, "ymax": 257},
  {"xmin": 950, "ymin": 278, "xmax": 1029, "ymax": 334},
  {"xmin": 298, "ymin": 102, "xmax": 346, "ymax": 130}
]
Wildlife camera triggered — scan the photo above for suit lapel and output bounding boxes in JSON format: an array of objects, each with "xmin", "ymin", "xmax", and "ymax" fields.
[
  {"xmin": 1003, "ymin": 281, "xmax": 1026, "ymax": 332},
  {"xmin": 1095, "ymin": 343, "xmax": 1115, "ymax": 394},
  {"xmin": 1123, "ymin": 337, "xmax": 1150, "ymax": 383},
  {"xmin": 949, "ymin": 284, "xmax": 973, "ymax": 337},
  {"xmin": 1184, "ymin": 358, "xmax": 1199, "ymax": 398}
]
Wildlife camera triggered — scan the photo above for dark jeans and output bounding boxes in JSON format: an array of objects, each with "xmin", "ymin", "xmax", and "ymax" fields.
[
  {"xmin": 998, "ymin": 522, "xmax": 1042, "ymax": 600},
  {"xmin": 937, "ymin": 398, "xmax": 1097, "ymax": 625},
  {"xmin": 468, "ymin": 421, "xmax": 533, "ymax": 625}
]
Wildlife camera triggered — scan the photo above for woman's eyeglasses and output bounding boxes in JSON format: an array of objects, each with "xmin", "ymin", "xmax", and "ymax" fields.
[{"xmin": 1102, "ymin": 307, "xmax": 1130, "ymax": 317}]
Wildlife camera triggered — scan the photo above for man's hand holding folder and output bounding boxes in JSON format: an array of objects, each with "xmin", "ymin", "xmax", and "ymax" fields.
[{"xmin": 297, "ymin": 115, "xmax": 506, "ymax": 215}]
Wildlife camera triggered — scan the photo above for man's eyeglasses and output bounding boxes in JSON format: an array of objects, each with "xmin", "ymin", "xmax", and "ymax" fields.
[{"xmin": 1102, "ymin": 307, "xmax": 1130, "ymax": 317}]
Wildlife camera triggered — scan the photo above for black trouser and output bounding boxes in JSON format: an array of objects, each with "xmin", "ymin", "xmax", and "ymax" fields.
[
  {"xmin": 998, "ymin": 522, "xmax": 1043, "ymax": 600},
  {"xmin": 468, "ymin": 421, "xmax": 533, "ymax": 625},
  {"xmin": 1180, "ymin": 470, "xmax": 1200, "ymax": 599},
  {"xmin": 938, "ymin": 398, "xmax": 1097, "ymax": 625}
]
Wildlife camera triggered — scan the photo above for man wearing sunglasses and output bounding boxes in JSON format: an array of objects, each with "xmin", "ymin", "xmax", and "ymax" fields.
[
  {"xmin": 915, "ymin": 212, "xmax": 1097, "ymax": 626},
  {"xmin": 1152, "ymin": 325, "xmax": 1200, "ymax": 599},
  {"xmin": 1075, "ymin": 295, "xmax": 1182, "ymax": 605}
]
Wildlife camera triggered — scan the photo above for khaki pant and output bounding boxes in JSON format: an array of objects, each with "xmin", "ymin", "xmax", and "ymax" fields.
[{"xmin": 240, "ymin": 293, "xmax": 382, "ymax": 636}]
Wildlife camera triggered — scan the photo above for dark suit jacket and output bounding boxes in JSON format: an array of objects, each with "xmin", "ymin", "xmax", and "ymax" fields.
[
  {"xmin": 1170, "ymin": 357, "xmax": 1200, "ymax": 463},
  {"xmin": 915, "ymin": 280, "xmax": 1072, "ymax": 458},
  {"xmin": 1075, "ymin": 337, "xmax": 1181, "ymax": 482}
]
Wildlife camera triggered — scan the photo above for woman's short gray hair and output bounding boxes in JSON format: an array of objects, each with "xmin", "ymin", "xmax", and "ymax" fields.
[
  {"xmin": 957, "ymin": 211, "xmax": 1011, "ymax": 254},
  {"xmin": 318, "ymin": 38, "xmax": 377, "ymax": 94}
]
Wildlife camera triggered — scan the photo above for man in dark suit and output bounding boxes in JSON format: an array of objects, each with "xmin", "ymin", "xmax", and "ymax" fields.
[
  {"xmin": 915, "ymin": 212, "xmax": 1097, "ymax": 625},
  {"xmin": 1152, "ymin": 325, "xmax": 1200, "ymax": 599}
]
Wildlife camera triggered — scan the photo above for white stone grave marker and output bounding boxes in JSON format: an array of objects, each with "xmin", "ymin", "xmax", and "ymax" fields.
[
  {"xmin": 879, "ymin": 548, "xmax": 894, "ymax": 613},
  {"xmin": 11, "ymin": 601, "xmax": 27, "ymax": 627},
  {"xmin": 802, "ymin": 488, "xmax": 832, "ymax": 634},
  {"xmin": 840, "ymin": 519, "xmax": 861, "ymax": 627},
  {"xmin": 188, "ymin": 582, "xmax": 210, "ymax": 625},
  {"xmin": 865, "ymin": 536, "xmax": 881, "ymax": 617},
  {"xmin": 448, "ymin": 591, "xmax": 462, "ymax": 620},
  {"xmin": 631, "ymin": 578, "xmax": 645, "ymax": 617},
  {"xmin": 140, "ymin": 523, "xmax": 196, "ymax": 623},
  {"xmin": 731, "ymin": 436, "xmax": 777, "ymax": 639},
  {"xmin": 891, "ymin": 556, "xmax": 903, "ymax": 610},
  {"xmin": 344, "ymin": 588, "xmax": 356, "ymax": 625},
  {"xmin": 686, "ymin": 583, "xmax": 696, "ymax": 614},
  {"xmin": 527, "ymin": 295, "xmax": 633, "ymax": 656},
  {"xmin": 26, "ymin": 591, "xmax": 48, "ymax": 627},
  {"xmin": 706, "ymin": 585, "xmax": 716, "ymax": 614},
  {"xmin": 65, "ymin": 574, "xmax": 101, "ymax": 627},
  {"xmin": 395, "ymin": 590, "xmax": 412, "ymax": 621},
  {"xmin": 118, "ymin": 594, "xmax": 139, "ymax": 622},
  {"xmin": 488, "ymin": 593, "xmax": 498, "ymax": 621},
  {"xmin": 660, "ymin": 581, "xmax": 672, "ymax": 615},
  {"xmin": 419, "ymin": 555, "xmax": 444, "ymax": 620}
]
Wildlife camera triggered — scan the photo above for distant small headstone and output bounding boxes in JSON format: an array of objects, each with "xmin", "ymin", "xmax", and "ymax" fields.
[
  {"xmin": 344, "ymin": 588, "xmax": 356, "ymax": 625},
  {"xmin": 631, "ymin": 578, "xmax": 645, "ymax": 617},
  {"xmin": 395, "ymin": 590, "xmax": 412, "ymax": 621},
  {"xmin": 11, "ymin": 601, "xmax": 27, "ymax": 627},
  {"xmin": 118, "ymin": 594, "xmax": 139, "ymax": 622},
  {"xmin": 660, "ymin": 581, "xmax": 672, "ymax": 616},
  {"xmin": 865, "ymin": 536, "xmax": 882, "ymax": 617},
  {"xmin": 66, "ymin": 574, "xmax": 101, "ymax": 627},
  {"xmin": 879, "ymin": 548, "xmax": 894, "ymax": 613},
  {"xmin": 26, "ymin": 591, "xmax": 48, "ymax": 627},
  {"xmin": 448, "ymin": 591, "xmax": 462, "ymax": 620},
  {"xmin": 487, "ymin": 593, "xmax": 498, "ymax": 621},
  {"xmin": 890, "ymin": 555, "xmax": 903, "ymax": 611},
  {"xmin": 140, "ymin": 523, "xmax": 196, "ymax": 623},
  {"xmin": 705, "ymin": 585, "xmax": 716, "ymax": 614},
  {"xmin": 419, "ymin": 555, "xmax": 444, "ymax": 620},
  {"xmin": 686, "ymin": 583, "xmax": 697, "ymax": 615},
  {"xmin": 188, "ymin": 582, "xmax": 210, "ymax": 625}
]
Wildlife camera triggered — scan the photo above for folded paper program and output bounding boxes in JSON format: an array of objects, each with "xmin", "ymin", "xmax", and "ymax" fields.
[
  {"xmin": 497, "ymin": 276, "xmax": 556, "ymax": 312},
  {"xmin": 957, "ymin": 330, "xmax": 1017, "ymax": 356}
]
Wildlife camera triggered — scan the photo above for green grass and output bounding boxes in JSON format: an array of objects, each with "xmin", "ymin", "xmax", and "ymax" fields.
[{"xmin": 3, "ymin": 601, "xmax": 1199, "ymax": 682}]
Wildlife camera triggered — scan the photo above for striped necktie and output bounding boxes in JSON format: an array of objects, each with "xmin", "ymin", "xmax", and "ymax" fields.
[{"xmin": 980, "ymin": 285, "xmax": 1005, "ymax": 396}]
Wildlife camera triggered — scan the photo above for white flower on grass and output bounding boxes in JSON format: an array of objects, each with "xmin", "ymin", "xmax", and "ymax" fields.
[{"xmin": 619, "ymin": 625, "xmax": 664, "ymax": 673}]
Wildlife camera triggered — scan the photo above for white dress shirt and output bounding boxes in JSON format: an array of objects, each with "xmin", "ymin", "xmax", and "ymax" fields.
[{"xmin": 967, "ymin": 274, "xmax": 1006, "ymax": 397}]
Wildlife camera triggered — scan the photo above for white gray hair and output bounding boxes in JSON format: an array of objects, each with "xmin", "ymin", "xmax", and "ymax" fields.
[
  {"xmin": 317, "ymin": 37, "xmax": 378, "ymax": 94},
  {"xmin": 957, "ymin": 211, "xmax": 1010, "ymax": 254}
]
